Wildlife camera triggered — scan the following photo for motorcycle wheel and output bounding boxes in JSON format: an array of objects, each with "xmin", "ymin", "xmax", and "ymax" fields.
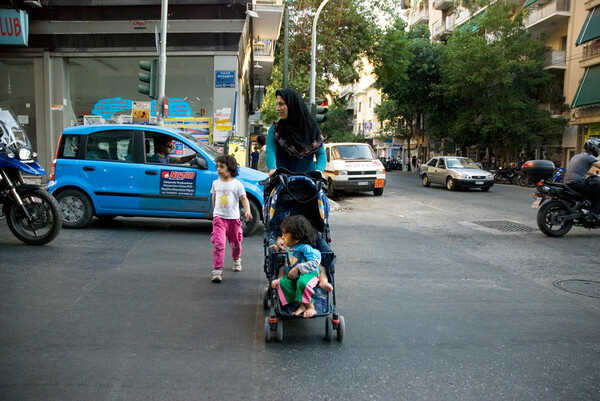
[
  {"xmin": 5, "ymin": 188, "xmax": 62, "ymax": 245},
  {"xmin": 536, "ymin": 200, "xmax": 574, "ymax": 237}
]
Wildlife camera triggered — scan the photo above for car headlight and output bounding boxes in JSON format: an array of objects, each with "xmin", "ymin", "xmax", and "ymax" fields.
[
  {"xmin": 486, "ymin": 174, "xmax": 493, "ymax": 179},
  {"xmin": 460, "ymin": 174, "xmax": 471, "ymax": 179},
  {"xmin": 18, "ymin": 148, "xmax": 32, "ymax": 160},
  {"xmin": 376, "ymin": 169, "xmax": 384, "ymax": 175},
  {"xmin": 336, "ymin": 170, "xmax": 348, "ymax": 175}
]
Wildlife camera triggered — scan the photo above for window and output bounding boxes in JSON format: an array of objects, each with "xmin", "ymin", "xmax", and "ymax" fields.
[
  {"xmin": 85, "ymin": 130, "xmax": 133, "ymax": 161},
  {"xmin": 369, "ymin": 97, "xmax": 372, "ymax": 109},
  {"xmin": 427, "ymin": 158, "xmax": 437, "ymax": 167},
  {"xmin": 58, "ymin": 135, "xmax": 81, "ymax": 159},
  {"xmin": 358, "ymin": 102, "xmax": 362, "ymax": 113}
]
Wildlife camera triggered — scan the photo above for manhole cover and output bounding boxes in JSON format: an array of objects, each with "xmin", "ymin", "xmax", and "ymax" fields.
[
  {"xmin": 471, "ymin": 220, "xmax": 536, "ymax": 233},
  {"xmin": 554, "ymin": 280, "xmax": 600, "ymax": 299}
]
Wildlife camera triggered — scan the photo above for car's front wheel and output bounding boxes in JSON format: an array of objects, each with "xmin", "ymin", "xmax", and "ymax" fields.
[
  {"xmin": 446, "ymin": 177, "xmax": 457, "ymax": 191},
  {"xmin": 422, "ymin": 174, "xmax": 431, "ymax": 187},
  {"xmin": 55, "ymin": 189, "xmax": 94, "ymax": 228},
  {"xmin": 240, "ymin": 198, "xmax": 261, "ymax": 236}
]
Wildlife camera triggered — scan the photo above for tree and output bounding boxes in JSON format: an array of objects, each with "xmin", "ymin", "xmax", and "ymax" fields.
[
  {"xmin": 260, "ymin": 0, "xmax": 377, "ymax": 122},
  {"xmin": 369, "ymin": 19, "xmax": 443, "ymax": 161},
  {"xmin": 437, "ymin": 1, "xmax": 567, "ymax": 160}
]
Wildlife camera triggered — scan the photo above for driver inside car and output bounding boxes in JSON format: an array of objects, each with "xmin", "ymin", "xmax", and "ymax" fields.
[{"xmin": 148, "ymin": 137, "xmax": 197, "ymax": 164}]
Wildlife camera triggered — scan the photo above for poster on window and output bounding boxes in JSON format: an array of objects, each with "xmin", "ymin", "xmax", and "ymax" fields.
[{"xmin": 163, "ymin": 117, "xmax": 212, "ymax": 144}]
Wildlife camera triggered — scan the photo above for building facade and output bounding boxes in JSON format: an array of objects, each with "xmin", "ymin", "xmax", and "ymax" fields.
[{"xmin": 0, "ymin": 0, "xmax": 283, "ymax": 177}]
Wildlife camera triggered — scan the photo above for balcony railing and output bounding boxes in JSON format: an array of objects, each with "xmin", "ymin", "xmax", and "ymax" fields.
[
  {"xmin": 253, "ymin": 39, "xmax": 274, "ymax": 57},
  {"xmin": 433, "ymin": 0, "xmax": 452, "ymax": 10},
  {"xmin": 432, "ymin": 17, "xmax": 454, "ymax": 39},
  {"xmin": 412, "ymin": 7, "xmax": 429, "ymax": 25},
  {"xmin": 544, "ymin": 50, "xmax": 566, "ymax": 69},
  {"xmin": 582, "ymin": 41, "xmax": 600, "ymax": 61},
  {"xmin": 526, "ymin": 0, "xmax": 571, "ymax": 27}
]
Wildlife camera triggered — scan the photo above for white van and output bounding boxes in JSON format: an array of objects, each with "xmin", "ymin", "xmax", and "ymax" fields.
[{"xmin": 323, "ymin": 142, "xmax": 386, "ymax": 196}]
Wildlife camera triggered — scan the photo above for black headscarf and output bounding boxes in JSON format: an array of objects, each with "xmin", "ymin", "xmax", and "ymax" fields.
[{"xmin": 274, "ymin": 89, "xmax": 324, "ymax": 159}]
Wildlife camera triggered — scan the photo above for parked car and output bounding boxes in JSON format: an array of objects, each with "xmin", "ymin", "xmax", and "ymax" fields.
[
  {"xmin": 323, "ymin": 142, "xmax": 386, "ymax": 196},
  {"xmin": 420, "ymin": 156, "xmax": 494, "ymax": 191},
  {"xmin": 47, "ymin": 124, "xmax": 267, "ymax": 235}
]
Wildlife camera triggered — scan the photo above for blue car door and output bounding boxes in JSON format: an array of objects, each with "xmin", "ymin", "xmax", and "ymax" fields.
[
  {"xmin": 139, "ymin": 136, "xmax": 213, "ymax": 215},
  {"xmin": 82, "ymin": 130, "xmax": 140, "ymax": 212}
]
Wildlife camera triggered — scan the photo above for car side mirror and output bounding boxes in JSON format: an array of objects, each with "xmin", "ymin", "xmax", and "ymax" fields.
[{"xmin": 190, "ymin": 156, "xmax": 208, "ymax": 170}]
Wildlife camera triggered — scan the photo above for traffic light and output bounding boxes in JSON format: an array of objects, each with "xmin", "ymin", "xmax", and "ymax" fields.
[
  {"xmin": 138, "ymin": 59, "xmax": 157, "ymax": 99},
  {"xmin": 315, "ymin": 99, "xmax": 328, "ymax": 124}
]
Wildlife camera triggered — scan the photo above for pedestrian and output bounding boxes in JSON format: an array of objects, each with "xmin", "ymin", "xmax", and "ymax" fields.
[
  {"xmin": 251, "ymin": 146, "xmax": 259, "ymax": 169},
  {"xmin": 406, "ymin": 155, "xmax": 411, "ymax": 172},
  {"xmin": 256, "ymin": 134, "xmax": 268, "ymax": 173},
  {"xmin": 412, "ymin": 155, "xmax": 417, "ymax": 171},
  {"xmin": 210, "ymin": 155, "xmax": 253, "ymax": 283},
  {"xmin": 265, "ymin": 88, "xmax": 326, "ymax": 175}
]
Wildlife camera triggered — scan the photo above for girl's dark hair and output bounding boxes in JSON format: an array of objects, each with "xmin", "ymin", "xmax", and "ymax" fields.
[
  {"xmin": 216, "ymin": 154, "xmax": 239, "ymax": 177},
  {"xmin": 280, "ymin": 215, "xmax": 317, "ymax": 247}
]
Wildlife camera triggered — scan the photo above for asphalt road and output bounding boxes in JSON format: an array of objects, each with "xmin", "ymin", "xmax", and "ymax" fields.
[{"xmin": 0, "ymin": 172, "xmax": 599, "ymax": 400}]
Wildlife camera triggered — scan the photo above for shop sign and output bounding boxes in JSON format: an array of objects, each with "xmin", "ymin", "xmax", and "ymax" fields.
[
  {"xmin": 0, "ymin": 10, "xmax": 28, "ymax": 46},
  {"xmin": 215, "ymin": 70, "xmax": 236, "ymax": 88}
]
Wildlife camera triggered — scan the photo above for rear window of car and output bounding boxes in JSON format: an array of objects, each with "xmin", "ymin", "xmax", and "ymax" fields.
[{"xmin": 57, "ymin": 134, "xmax": 81, "ymax": 159}]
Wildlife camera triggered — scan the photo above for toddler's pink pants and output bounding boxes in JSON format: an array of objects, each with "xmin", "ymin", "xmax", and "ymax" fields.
[{"xmin": 211, "ymin": 217, "xmax": 243, "ymax": 270}]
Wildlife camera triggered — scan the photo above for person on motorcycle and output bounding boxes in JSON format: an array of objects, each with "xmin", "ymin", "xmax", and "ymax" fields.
[{"xmin": 564, "ymin": 137, "xmax": 600, "ymax": 221}]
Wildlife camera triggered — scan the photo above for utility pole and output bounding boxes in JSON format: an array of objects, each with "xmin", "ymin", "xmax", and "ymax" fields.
[
  {"xmin": 309, "ymin": 0, "xmax": 330, "ymax": 115},
  {"xmin": 157, "ymin": 0, "xmax": 168, "ymax": 125},
  {"xmin": 283, "ymin": 2, "xmax": 289, "ymax": 89}
]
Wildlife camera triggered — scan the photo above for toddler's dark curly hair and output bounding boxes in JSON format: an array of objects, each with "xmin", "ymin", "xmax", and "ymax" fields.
[
  {"xmin": 216, "ymin": 155, "xmax": 239, "ymax": 177},
  {"xmin": 280, "ymin": 215, "xmax": 317, "ymax": 247}
]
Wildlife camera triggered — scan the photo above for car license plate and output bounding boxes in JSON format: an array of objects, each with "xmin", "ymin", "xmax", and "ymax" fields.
[
  {"xmin": 475, "ymin": 181, "xmax": 483, "ymax": 185},
  {"xmin": 531, "ymin": 197, "xmax": 542, "ymax": 208},
  {"xmin": 358, "ymin": 181, "xmax": 369, "ymax": 185}
]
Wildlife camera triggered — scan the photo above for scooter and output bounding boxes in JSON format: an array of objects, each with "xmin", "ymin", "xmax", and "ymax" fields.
[{"xmin": 0, "ymin": 108, "xmax": 61, "ymax": 245}]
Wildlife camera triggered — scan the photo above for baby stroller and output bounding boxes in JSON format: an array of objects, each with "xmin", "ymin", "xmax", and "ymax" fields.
[{"xmin": 262, "ymin": 169, "xmax": 345, "ymax": 342}]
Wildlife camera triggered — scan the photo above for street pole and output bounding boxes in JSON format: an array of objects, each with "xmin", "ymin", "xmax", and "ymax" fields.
[
  {"xmin": 157, "ymin": 0, "xmax": 168, "ymax": 126},
  {"xmin": 309, "ymin": 0, "xmax": 330, "ymax": 111},
  {"xmin": 283, "ymin": 2, "xmax": 289, "ymax": 89}
]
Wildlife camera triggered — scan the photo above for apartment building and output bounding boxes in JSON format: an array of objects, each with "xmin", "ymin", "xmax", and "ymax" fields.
[{"xmin": 413, "ymin": 0, "xmax": 598, "ymax": 166}]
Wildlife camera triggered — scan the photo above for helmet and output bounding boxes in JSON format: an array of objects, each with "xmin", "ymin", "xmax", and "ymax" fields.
[{"xmin": 584, "ymin": 137, "xmax": 600, "ymax": 157}]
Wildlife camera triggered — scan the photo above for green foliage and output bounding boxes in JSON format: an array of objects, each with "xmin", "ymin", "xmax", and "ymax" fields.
[
  {"xmin": 320, "ymin": 98, "xmax": 357, "ymax": 142},
  {"xmin": 439, "ymin": 1, "xmax": 567, "ymax": 154}
]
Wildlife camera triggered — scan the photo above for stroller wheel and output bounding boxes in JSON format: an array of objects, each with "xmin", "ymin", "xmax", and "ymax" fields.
[
  {"xmin": 263, "ymin": 288, "xmax": 269, "ymax": 309},
  {"xmin": 276, "ymin": 320, "xmax": 283, "ymax": 342},
  {"xmin": 264, "ymin": 316, "xmax": 271, "ymax": 342},
  {"xmin": 325, "ymin": 316, "xmax": 333, "ymax": 341},
  {"xmin": 336, "ymin": 316, "xmax": 345, "ymax": 342}
]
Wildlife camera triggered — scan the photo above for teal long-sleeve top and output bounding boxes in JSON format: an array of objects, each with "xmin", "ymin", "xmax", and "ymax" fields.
[{"xmin": 265, "ymin": 124, "xmax": 326, "ymax": 173}]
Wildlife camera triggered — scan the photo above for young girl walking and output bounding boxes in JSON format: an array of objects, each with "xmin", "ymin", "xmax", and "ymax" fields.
[
  {"xmin": 210, "ymin": 155, "xmax": 252, "ymax": 283},
  {"xmin": 270, "ymin": 215, "xmax": 322, "ymax": 318}
]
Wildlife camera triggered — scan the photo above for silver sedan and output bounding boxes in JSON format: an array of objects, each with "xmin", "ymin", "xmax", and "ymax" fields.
[{"xmin": 420, "ymin": 156, "xmax": 494, "ymax": 191}]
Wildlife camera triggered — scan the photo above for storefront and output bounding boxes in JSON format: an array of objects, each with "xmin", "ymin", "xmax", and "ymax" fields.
[{"xmin": 0, "ymin": 0, "xmax": 282, "ymax": 178}]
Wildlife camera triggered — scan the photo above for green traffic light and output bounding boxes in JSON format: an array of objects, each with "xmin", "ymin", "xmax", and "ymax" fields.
[{"xmin": 138, "ymin": 59, "xmax": 157, "ymax": 99}]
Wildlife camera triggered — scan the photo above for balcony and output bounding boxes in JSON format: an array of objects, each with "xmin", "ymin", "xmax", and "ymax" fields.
[
  {"xmin": 543, "ymin": 50, "xmax": 566, "ymax": 69},
  {"xmin": 581, "ymin": 40, "xmax": 600, "ymax": 68},
  {"xmin": 525, "ymin": 0, "xmax": 571, "ymax": 36},
  {"xmin": 584, "ymin": 0, "xmax": 600, "ymax": 10},
  {"xmin": 432, "ymin": 17, "xmax": 454, "ymax": 40},
  {"xmin": 433, "ymin": 0, "xmax": 452, "ymax": 10},
  {"xmin": 412, "ymin": 7, "xmax": 429, "ymax": 25}
]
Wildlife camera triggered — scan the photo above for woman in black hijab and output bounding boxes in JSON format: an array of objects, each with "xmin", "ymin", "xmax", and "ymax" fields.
[{"xmin": 265, "ymin": 89, "xmax": 326, "ymax": 175}]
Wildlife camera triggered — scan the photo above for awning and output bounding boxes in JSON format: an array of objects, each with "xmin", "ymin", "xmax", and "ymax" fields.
[
  {"xmin": 576, "ymin": 7, "xmax": 600, "ymax": 46},
  {"xmin": 571, "ymin": 65, "xmax": 600, "ymax": 108},
  {"xmin": 523, "ymin": 0, "xmax": 539, "ymax": 7}
]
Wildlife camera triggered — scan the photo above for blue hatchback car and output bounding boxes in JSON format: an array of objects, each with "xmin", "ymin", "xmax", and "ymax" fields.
[{"xmin": 47, "ymin": 124, "xmax": 267, "ymax": 235}]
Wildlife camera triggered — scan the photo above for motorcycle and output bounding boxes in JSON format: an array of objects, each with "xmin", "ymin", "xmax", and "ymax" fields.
[
  {"xmin": 532, "ymin": 176, "xmax": 600, "ymax": 237},
  {"xmin": 493, "ymin": 166, "xmax": 518, "ymax": 184},
  {"xmin": 0, "ymin": 108, "xmax": 61, "ymax": 245}
]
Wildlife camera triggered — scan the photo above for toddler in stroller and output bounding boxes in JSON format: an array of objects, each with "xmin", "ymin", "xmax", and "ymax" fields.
[{"xmin": 262, "ymin": 169, "xmax": 345, "ymax": 342}]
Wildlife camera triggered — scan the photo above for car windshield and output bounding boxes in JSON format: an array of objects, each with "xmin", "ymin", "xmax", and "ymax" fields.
[
  {"xmin": 446, "ymin": 158, "xmax": 479, "ymax": 169},
  {"xmin": 177, "ymin": 130, "xmax": 221, "ymax": 159},
  {"xmin": 332, "ymin": 144, "xmax": 376, "ymax": 160}
]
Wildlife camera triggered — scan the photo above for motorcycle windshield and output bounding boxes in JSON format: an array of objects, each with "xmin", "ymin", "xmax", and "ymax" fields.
[{"xmin": 0, "ymin": 108, "xmax": 31, "ymax": 152}]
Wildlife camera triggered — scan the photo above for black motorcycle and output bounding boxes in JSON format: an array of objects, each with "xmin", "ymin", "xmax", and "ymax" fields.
[
  {"xmin": 493, "ymin": 166, "xmax": 518, "ymax": 184},
  {"xmin": 0, "ymin": 108, "xmax": 61, "ymax": 245},
  {"xmin": 532, "ymin": 176, "xmax": 600, "ymax": 237}
]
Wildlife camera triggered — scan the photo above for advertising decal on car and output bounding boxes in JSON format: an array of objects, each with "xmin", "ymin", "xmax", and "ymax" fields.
[{"xmin": 160, "ymin": 170, "xmax": 196, "ymax": 196}]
